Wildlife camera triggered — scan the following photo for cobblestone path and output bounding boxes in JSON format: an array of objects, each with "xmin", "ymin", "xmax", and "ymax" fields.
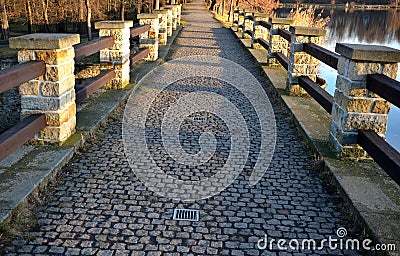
[{"xmin": 3, "ymin": 1, "xmax": 361, "ymax": 255}]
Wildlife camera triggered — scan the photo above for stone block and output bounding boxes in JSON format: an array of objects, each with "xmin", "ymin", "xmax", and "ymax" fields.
[
  {"xmin": 39, "ymin": 115, "xmax": 75, "ymax": 142},
  {"xmin": 334, "ymin": 90, "xmax": 373, "ymax": 113},
  {"xmin": 41, "ymin": 75, "xmax": 75, "ymax": 97},
  {"xmin": 347, "ymin": 61, "xmax": 381, "ymax": 81},
  {"xmin": 382, "ymin": 63, "xmax": 398, "ymax": 79},
  {"xmin": 335, "ymin": 43, "xmax": 400, "ymax": 63},
  {"xmin": 19, "ymin": 80, "xmax": 41, "ymax": 96},
  {"xmin": 21, "ymin": 90, "xmax": 73, "ymax": 111},
  {"xmin": 371, "ymin": 99, "xmax": 391, "ymax": 114},
  {"xmin": 17, "ymin": 50, "xmax": 36, "ymax": 62},
  {"xmin": 331, "ymin": 103, "xmax": 388, "ymax": 133},
  {"xmin": 337, "ymin": 56, "xmax": 349, "ymax": 76},
  {"xmin": 330, "ymin": 120, "xmax": 358, "ymax": 145},
  {"xmin": 335, "ymin": 75, "xmax": 367, "ymax": 97},
  {"xmin": 268, "ymin": 17, "xmax": 294, "ymax": 25},
  {"xmin": 44, "ymin": 103, "xmax": 75, "ymax": 127},
  {"xmin": 10, "ymin": 34, "xmax": 80, "ymax": 50},
  {"xmin": 289, "ymin": 26, "xmax": 326, "ymax": 37},
  {"xmin": 45, "ymin": 61, "xmax": 74, "ymax": 82},
  {"xmin": 35, "ymin": 47, "xmax": 75, "ymax": 65},
  {"xmin": 94, "ymin": 20, "xmax": 133, "ymax": 29}
]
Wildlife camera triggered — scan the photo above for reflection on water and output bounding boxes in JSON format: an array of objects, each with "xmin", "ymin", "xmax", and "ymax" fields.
[
  {"xmin": 327, "ymin": 9, "xmax": 400, "ymax": 46},
  {"xmin": 276, "ymin": 7, "xmax": 400, "ymax": 151}
]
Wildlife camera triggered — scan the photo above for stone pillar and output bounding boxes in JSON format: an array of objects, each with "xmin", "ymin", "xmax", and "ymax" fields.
[
  {"xmin": 287, "ymin": 26, "xmax": 327, "ymax": 96},
  {"xmin": 232, "ymin": 9, "xmax": 239, "ymax": 29},
  {"xmin": 175, "ymin": 4, "xmax": 182, "ymax": 26},
  {"xmin": 138, "ymin": 14, "xmax": 160, "ymax": 61},
  {"xmin": 330, "ymin": 43, "xmax": 400, "ymax": 160},
  {"xmin": 242, "ymin": 10, "xmax": 253, "ymax": 39},
  {"xmin": 267, "ymin": 18, "xmax": 293, "ymax": 66},
  {"xmin": 165, "ymin": 5, "xmax": 178, "ymax": 30},
  {"xmin": 237, "ymin": 10, "xmax": 245, "ymax": 33},
  {"xmin": 251, "ymin": 12, "xmax": 269, "ymax": 49},
  {"xmin": 154, "ymin": 10, "xmax": 169, "ymax": 45},
  {"xmin": 164, "ymin": 8, "xmax": 173, "ymax": 36},
  {"xmin": 9, "ymin": 34, "xmax": 80, "ymax": 143},
  {"xmin": 95, "ymin": 21, "xmax": 133, "ymax": 89}
]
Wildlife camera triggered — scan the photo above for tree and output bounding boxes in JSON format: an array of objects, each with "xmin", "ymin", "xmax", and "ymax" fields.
[
  {"xmin": 25, "ymin": 0, "xmax": 33, "ymax": 33},
  {"xmin": 120, "ymin": 0, "xmax": 125, "ymax": 20},
  {"xmin": 42, "ymin": 0, "xmax": 50, "ymax": 32},
  {"xmin": 85, "ymin": 0, "xmax": 92, "ymax": 40},
  {"xmin": 0, "ymin": 0, "xmax": 9, "ymax": 39}
]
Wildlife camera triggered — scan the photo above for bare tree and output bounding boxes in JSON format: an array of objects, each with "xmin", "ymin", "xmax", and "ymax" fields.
[
  {"xmin": 78, "ymin": 0, "xmax": 86, "ymax": 33},
  {"xmin": 25, "ymin": 0, "xmax": 33, "ymax": 33},
  {"xmin": 42, "ymin": 0, "xmax": 50, "ymax": 32},
  {"xmin": 0, "ymin": 0, "xmax": 9, "ymax": 39},
  {"xmin": 120, "ymin": 0, "xmax": 125, "ymax": 20},
  {"xmin": 85, "ymin": 0, "xmax": 92, "ymax": 40}
]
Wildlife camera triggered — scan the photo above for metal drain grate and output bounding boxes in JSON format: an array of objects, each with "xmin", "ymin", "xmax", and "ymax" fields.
[
  {"xmin": 173, "ymin": 209, "xmax": 199, "ymax": 221},
  {"xmin": 192, "ymin": 116, "xmax": 208, "ymax": 122}
]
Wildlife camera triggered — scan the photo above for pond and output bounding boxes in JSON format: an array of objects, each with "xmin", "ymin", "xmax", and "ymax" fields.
[{"xmin": 279, "ymin": 8, "xmax": 400, "ymax": 152}]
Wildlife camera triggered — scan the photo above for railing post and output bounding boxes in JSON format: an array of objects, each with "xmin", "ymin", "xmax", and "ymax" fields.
[
  {"xmin": 153, "ymin": 9, "xmax": 169, "ymax": 45},
  {"xmin": 232, "ymin": 9, "xmax": 239, "ymax": 29},
  {"xmin": 138, "ymin": 14, "xmax": 161, "ymax": 61},
  {"xmin": 267, "ymin": 18, "xmax": 293, "ymax": 66},
  {"xmin": 95, "ymin": 21, "xmax": 133, "ymax": 89},
  {"xmin": 241, "ymin": 10, "xmax": 253, "ymax": 39},
  {"xmin": 9, "ymin": 34, "xmax": 80, "ymax": 143},
  {"xmin": 330, "ymin": 43, "xmax": 400, "ymax": 159},
  {"xmin": 251, "ymin": 12, "xmax": 269, "ymax": 49},
  {"xmin": 237, "ymin": 9, "xmax": 245, "ymax": 34},
  {"xmin": 287, "ymin": 26, "xmax": 327, "ymax": 96},
  {"xmin": 164, "ymin": 8, "xmax": 173, "ymax": 36},
  {"xmin": 165, "ymin": 4, "xmax": 181, "ymax": 31}
]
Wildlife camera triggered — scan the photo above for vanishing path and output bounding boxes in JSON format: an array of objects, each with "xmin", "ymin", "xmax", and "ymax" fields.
[{"xmin": 3, "ymin": 1, "xmax": 359, "ymax": 255}]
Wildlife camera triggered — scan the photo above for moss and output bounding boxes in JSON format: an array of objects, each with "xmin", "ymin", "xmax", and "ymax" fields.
[{"xmin": 0, "ymin": 46, "xmax": 18, "ymax": 59}]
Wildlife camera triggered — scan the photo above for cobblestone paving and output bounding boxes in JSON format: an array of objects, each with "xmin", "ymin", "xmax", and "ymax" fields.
[{"xmin": 2, "ymin": 1, "xmax": 362, "ymax": 255}]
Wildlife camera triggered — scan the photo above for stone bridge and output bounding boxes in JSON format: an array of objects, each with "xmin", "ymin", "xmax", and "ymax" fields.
[{"xmin": 0, "ymin": 0, "xmax": 399, "ymax": 255}]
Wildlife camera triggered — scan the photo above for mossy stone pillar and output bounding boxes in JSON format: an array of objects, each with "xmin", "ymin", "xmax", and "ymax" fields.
[
  {"xmin": 9, "ymin": 34, "xmax": 80, "ymax": 143},
  {"xmin": 154, "ymin": 9, "xmax": 169, "ymax": 45},
  {"xmin": 138, "ymin": 14, "xmax": 161, "ymax": 61},
  {"xmin": 330, "ymin": 43, "xmax": 400, "ymax": 159},
  {"xmin": 267, "ymin": 18, "xmax": 293, "ymax": 66},
  {"xmin": 251, "ymin": 12, "xmax": 269, "ymax": 49},
  {"xmin": 287, "ymin": 26, "xmax": 327, "ymax": 96},
  {"xmin": 241, "ymin": 10, "xmax": 253, "ymax": 39},
  {"xmin": 95, "ymin": 21, "xmax": 133, "ymax": 89},
  {"xmin": 237, "ymin": 10, "xmax": 245, "ymax": 34}
]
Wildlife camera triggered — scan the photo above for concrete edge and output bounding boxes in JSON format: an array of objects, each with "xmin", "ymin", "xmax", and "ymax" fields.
[
  {"xmin": 0, "ymin": 27, "xmax": 182, "ymax": 237},
  {"xmin": 225, "ymin": 22, "xmax": 400, "ymax": 255}
]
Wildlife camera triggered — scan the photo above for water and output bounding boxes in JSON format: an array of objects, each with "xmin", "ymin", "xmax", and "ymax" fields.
[{"xmin": 279, "ymin": 8, "xmax": 400, "ymax": 151}]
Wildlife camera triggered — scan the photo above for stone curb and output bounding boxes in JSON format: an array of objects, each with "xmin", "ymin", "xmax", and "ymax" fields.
[
  {"xmin": 0, "ymin": 26, "xmax": 182, "ymax": 232},
  {"xmin": 226, "ymin": 24, "xmax": 400, "ymax": 255}
]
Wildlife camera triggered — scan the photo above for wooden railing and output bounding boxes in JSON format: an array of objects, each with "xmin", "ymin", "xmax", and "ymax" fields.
[
  {"xmin": 0, "ymin": 62, "xmax": 46, "ymax": 161},
  {"xmin": 238, "ymin": 11, "xmax": 400, "ymax": 186},
  {"xmin": 0, "ymin": 23, "xmax": 152, "ymax": 162}
]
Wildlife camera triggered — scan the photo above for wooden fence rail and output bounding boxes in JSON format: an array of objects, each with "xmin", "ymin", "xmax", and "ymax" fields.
[
  {"xmin": 0, "ymin": 61, "xmax": 45, "ymax": 94},
  {"xmin": 74, "ymin": 37, "xmax": 115, "ymax": 61},
  {"xmin": 234, "ymin": 11, "xmax": 400, "ymax": 185},
  {"xmin": 0, "ymin": 19, "xmax": 153, "ymax": 162}
]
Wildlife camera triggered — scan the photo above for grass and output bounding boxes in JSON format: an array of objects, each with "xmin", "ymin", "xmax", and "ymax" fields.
[
  {"xmin": 212, "ymin": 11, "xmax": 232, "ymax": 28},
  {"xmin": 0, "ymin": 46, "xmax": 17, "ymax": 59}
]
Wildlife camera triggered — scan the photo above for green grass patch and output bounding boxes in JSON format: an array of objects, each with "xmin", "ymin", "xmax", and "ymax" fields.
[{"xmin": 0, "ymin": 46, "xmax": 18, "ymax": 59}]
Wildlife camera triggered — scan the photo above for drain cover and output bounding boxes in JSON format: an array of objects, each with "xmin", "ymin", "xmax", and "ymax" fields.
[
  {"xmin": 192, "ymin": 116, "xmax": 208, "ymax": 122},
  {"xmin": 173, "ymin": 209, "xmax": 199, "ymax": 221}
]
